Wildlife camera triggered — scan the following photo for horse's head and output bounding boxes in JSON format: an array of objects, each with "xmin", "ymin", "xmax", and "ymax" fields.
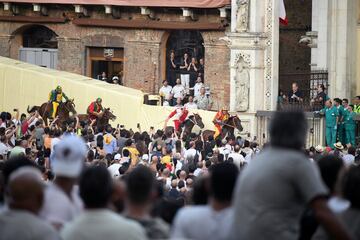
[
  {"xmin": 64, "ymin": 99, "xmax": 77, "ymax": 115},
  {"xmin": 103, "ymin": 108, "xmax": 117, "ymax": 121},
  {"xmin": 192, "ymin": 113, "xmax": 204, "ymax": 129},
  {"xmin": 230, "ymin": 115, "xmax": 243, "ymax": 132}
]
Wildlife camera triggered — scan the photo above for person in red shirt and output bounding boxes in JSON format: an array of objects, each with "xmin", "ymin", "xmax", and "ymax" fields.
[
  {"xmin": 87, "ymin": 98, "xmax": 104, "ymax": 122},
  {"xmin": 165, "ymin": 106, "xmax": 189, "ymax": 132}
]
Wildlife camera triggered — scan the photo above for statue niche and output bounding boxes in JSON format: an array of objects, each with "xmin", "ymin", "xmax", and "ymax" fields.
[
  {"xmin": 236, "ymin": 0, "xmax": 249, "ymax": 32},
  {"xmin": 234, "ymin": 56, "xmax": 250, "ymax": 112}
]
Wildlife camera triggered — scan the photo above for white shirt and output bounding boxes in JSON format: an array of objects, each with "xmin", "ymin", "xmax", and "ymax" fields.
[
  {"xmin": 40, "ymin": 183, "xmax": 83, "ymax": 228},
  {"xmin": 228, "ymin": 152, "xmax": 245, "ymax": 169},
  {"xmin": 171, "ymin": 85, "xmax": 186, "ymax": 99},
  {"xmin": 193, "ymin": 168, "xmax": 203, "ymax": 177},
  {"xmin": 159, "ymin": 85, "xmax": 173, "ymax": 100},
  {"xmin": 342, "ymin": 154, "xmax": 355, "ymax": 167},
  {"xmin": 184, "ymin": 148, "xmax": 197, "ymax": 160},
  {"xmin": 51, "ymin": 138, "xmax": 61, "ymax": 153},
  {"xmin": 0, "ymin": 142, "xmax": 10, "ymax": 155},
  {"xmin": 184, "ymin": 102, "xmax": 198, "ymax": 109},
  {"xmin": 107, "ymin": 163, "xmax": 122, "ymax": 178},
  {"xmin": 171, "ymin": 206, "xmax": 233, "ymax": 240},
  {"xmin": 61, "ymin": 209, "xmax": 146, "ymax": 240},
  {"xmin": 193, "ymin": 83, "xmax": 204, "ymax": 97}
]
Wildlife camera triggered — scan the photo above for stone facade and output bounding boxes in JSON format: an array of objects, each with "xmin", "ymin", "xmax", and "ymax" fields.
[{"xmin": 0, "ymin": 6, "xmax": 230, "ymax": 109}]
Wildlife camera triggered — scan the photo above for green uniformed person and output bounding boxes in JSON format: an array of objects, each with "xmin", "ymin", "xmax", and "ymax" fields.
[
  {"xmin": 341, "ymin": 98, "xmax": 350, "ymax": 144},
  {"xmin": 334, "ymin": 98, "xmax": 345, "ymax": 144},
  {"xmin": 354, "ymin": 96, "xmax": 360, "ymax": 113},
  {"xmin": 344, "ymin": 105, "xmax": 357, "ymax": 147},
  {"xmin": 319, "ymin": 99, "xmax": 339, "ymax": 149}
]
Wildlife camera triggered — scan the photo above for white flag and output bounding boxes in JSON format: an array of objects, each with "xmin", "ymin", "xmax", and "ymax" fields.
[{"xmin": 280, "ymin": 0, "xmax": 288, "ymax": 25}]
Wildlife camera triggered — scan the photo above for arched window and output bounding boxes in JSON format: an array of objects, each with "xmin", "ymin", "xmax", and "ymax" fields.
[
  {"xmin": 165, "ymin": 30, "xmax": 205, "ymax": 88},
  {"xmin": 22, "ymin": 25, "xmax": 58, "ymax": 49}
]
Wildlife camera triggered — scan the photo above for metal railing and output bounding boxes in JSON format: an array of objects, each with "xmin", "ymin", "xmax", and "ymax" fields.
[
  {"xmin": 278, "ymin": 70, "xmax": 329, "ymax": 111},
  {"xmin": 255, "ymin": 111, "xmax": 325, "ymax": 148}
]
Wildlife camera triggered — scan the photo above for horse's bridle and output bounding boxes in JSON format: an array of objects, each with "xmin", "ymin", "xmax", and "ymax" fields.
[
  {"xmin": 63, "ymin": 102, "xmax": 76, "ymax": 115},
  {"xmin": 189, "ymin": 115, "xmax": 200, "ymax": 127},
  {"xmin": 223, "ymin": 116, "xmax": 238, "ymax": 129}
]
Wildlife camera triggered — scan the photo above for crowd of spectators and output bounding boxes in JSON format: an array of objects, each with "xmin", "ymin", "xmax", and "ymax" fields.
[{"xmin": 0, "ymin": 108, "xmax": 360, "ymax": 240}]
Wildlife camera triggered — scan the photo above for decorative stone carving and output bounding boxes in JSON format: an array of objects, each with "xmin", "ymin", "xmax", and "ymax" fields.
[
  {"xmin": 236, "ymin": 0, "xmax": 249, "ymax": 32},
  {"xmin": 234, "ymin": 55, "xmax": 250, "ymax": 111}
]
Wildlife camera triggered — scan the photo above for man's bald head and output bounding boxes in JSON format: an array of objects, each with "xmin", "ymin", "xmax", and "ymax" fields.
[{"xmin": 7, "ymin": 167, "xmax": 44, "ymax": 214}]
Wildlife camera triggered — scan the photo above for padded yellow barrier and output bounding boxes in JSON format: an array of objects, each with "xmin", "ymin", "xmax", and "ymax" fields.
[{"xmin": 0, "ymin": 57, "xmax": 216, "ymax": 131}]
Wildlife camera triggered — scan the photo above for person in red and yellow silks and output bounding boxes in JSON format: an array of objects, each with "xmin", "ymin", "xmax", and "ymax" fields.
[{"xmin": 213, "ymin": 107, "xmax": 230, "ymax": 139}]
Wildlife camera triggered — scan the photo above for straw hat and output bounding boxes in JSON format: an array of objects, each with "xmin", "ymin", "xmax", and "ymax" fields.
[{"xmin": 334, "ymin": 142, "xmax": 344, "ymax": 150}]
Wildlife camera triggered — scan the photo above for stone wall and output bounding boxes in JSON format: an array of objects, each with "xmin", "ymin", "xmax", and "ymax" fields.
[{"xmin": 0, "ymin": 6, "xmax": 230, "ymax": 109}]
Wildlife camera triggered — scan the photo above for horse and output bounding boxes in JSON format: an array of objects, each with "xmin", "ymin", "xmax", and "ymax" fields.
[
  {"xmin": 165, "ymin": 113, "xmax": 205, "ymax": 139},
  {"xmin": 33, "ymin": 100, "xmax": 77, "ymax": 126},
  {"xmin": 202, "ymin": 115, "xmax": 243, "ymax": 141},
  {"xmin": 77, "ymin": 108, "xmax": 116, "ymax": 129}
]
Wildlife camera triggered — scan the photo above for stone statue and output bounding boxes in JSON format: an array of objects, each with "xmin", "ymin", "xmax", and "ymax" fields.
[
  {"xmin": 234, "ymin": 56, "xmax": 250, "ymax": 111},
  {"xmin": 236, "ymin": 0, "xmax": 249, "ymax": 32}
]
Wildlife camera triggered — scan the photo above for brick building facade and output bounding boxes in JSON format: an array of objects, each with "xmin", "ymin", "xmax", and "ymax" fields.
[{"xmin": 0, "ymin": 2, "xmax": 231, "ymax": 109}]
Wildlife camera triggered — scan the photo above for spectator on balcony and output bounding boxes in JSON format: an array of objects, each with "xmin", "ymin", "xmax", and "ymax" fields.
[
  {"xmin": 288, "ymin": 82, "xmax": 304, "ymax": 104},
  {"xmin": 187, "ymin": 57, "xmax": 198, "ymax": 91},
  {"xmin": 159, "ymin": 80, "xmax": 173, "ymax": 106},
  {"xmin": 179, "ymin": 53, "xmax": 190, "ymax": 94},
  {"xmin": 193, "ymin": 77, "xmax": 204, "ymax": 98},
  {"xmin": 198, "ymin": 58, "xmax": 205, "ymax": 81},
  {"xmin": 311, "ymin": 84, "xmax": 329, "ymax": 109},
  {"xmin": 171, "ymin": 79, "xmax": 186, "ymax": 106},
  {"xmin": 184, "ymin": 96, "xmax": 198, "ymax": 110},
  {"xmin": 194, "ymin": 87, "xmax": 212, "ymax": 111},
  {"xmin": 167, "ymin": 50, "xmax": 178, "ymax": 87}
]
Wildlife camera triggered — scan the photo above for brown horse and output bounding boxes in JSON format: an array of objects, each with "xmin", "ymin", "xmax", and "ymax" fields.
[
  {"xmin": 77, "ymin": 108, "xmax": 116, "ymax": 129},
  {"xmin": 165, "ymin": 113, "xmax": 205, "ymax": 139},
  {"xmin": 29, "ymin": 100, "xmax": 77, "ymax": 126},
  {"xmin": 202, "ymin": 115, "xmax": 243, "ymax": 140}
]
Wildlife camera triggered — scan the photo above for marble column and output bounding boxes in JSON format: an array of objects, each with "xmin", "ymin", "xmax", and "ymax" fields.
[
  {"xmin": 227, "ymin": 0, "xmax": 279, "ymax": 138},
  {"xmin": 312, "ymin": 0, "xmax": 358, "ymax": 99}
]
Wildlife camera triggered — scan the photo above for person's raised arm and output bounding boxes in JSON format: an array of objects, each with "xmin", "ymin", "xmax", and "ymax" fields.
[
  {"xmin": 49, "ymin": 116, "xmax": 59, "ymax": 128},
  {"xmin": 75, "ymin": 116, "xmax": 80, "ymax": 130},
  {"xmin": 311, "ymin": 197, "xmax": 352, "ymax": 240}
]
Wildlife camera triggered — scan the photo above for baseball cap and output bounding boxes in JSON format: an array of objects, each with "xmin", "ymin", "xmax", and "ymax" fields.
[
  {"xmin": 50, "ymin": 135, "xmax": 87, "ymax": 178},
  {"xmin": 114, "ymin": 153, "xmax": 121, "ymax": 160}
]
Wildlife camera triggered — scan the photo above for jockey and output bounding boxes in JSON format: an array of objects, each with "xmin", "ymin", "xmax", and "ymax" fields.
[
  {"xmin": 87, "ymin": 98, "xmax": 104, "ymax": 121},
  {"xmin": 213, "ymin": 106, "xmax": 230, "ymax": 139},
  {"xmin": 165, "ymin": 105, "xmax": 189, "ymax": 132},
  {"xmin": 48, "ymin": 86, "xmax": 69, "ymax": 119}
]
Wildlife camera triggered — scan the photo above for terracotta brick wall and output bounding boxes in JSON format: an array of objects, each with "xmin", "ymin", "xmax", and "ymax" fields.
[{"xmin": 0, "ymin": 6, "xmax": 230, "ymax": 109}]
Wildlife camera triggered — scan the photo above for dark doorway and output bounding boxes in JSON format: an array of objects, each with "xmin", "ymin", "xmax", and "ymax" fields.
[
  {"xmin": 87, "ymin": 47, "xmax": 124, "ymax": 84},
  {"xmin": 165, "ymin": 30, "xmax": 205, "ymax": 86}
]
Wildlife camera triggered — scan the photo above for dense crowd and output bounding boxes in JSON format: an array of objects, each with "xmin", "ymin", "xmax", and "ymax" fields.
[{"xmin": 0, "ymin": 109, "xmax": 360, "ymax": 240}]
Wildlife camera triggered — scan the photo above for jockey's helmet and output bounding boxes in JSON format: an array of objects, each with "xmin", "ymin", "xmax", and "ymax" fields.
[
  {"xmin": 56, "ymin": 86, "xmax": 62, "ymax": 92},
  {"xmin": 96, "ymin": 97, "xmax": 102, "ymax": 103},
  {"xmin": 221, "ymin": 106, "xmax": 229, "ymax": 112}
]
